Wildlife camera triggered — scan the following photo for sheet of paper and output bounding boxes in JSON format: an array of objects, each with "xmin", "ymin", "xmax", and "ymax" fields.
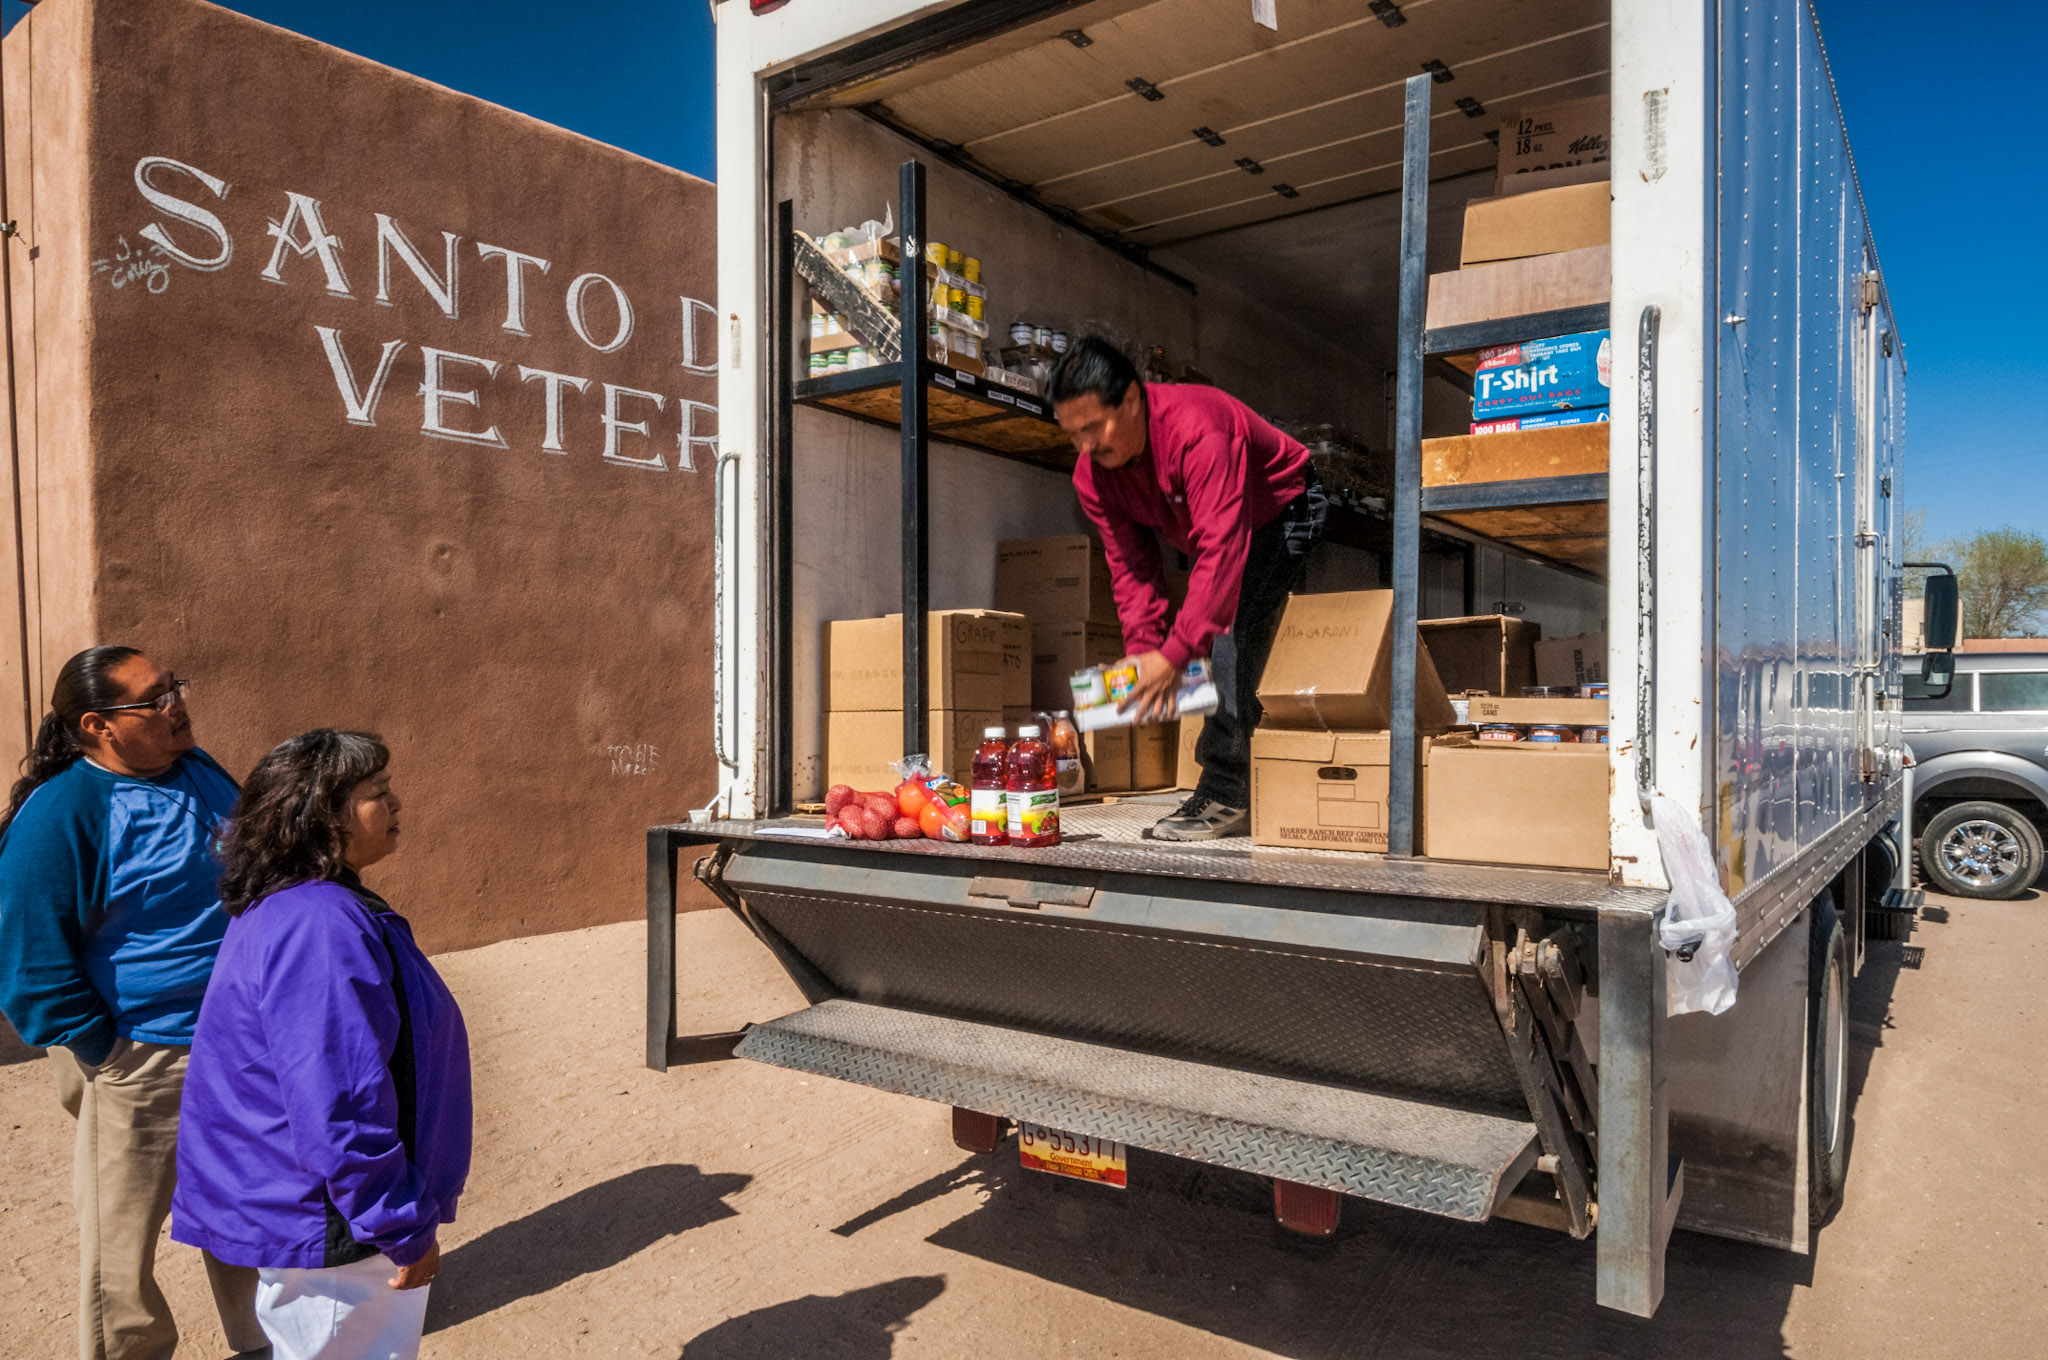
[{"xmin": 1252, "ymin": 0, "xmax": 1277, "ymax": 29}]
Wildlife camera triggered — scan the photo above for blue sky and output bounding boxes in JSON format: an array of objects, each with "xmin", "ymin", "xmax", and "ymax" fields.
[{"xmin": 0, "ymin": 0, "xmax": 2029, "ymax": 548}]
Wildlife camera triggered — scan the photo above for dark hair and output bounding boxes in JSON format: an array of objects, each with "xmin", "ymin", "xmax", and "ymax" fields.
[
  {"xmin": 217, "ymin": 729, "xmax": 390, "ymax": 915},
  {"xmin": 1, "ymin": 645, "xmax": 143, "ymax": 835},
  {"xmin": 1048, "ymin": 336, "xmax": 1141, "ymax": 408}
]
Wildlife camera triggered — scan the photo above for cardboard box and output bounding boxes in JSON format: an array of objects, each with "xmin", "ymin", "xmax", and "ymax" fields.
[
  {"xmin": 1423, "ymin": 735, "xmax": 1608, "ymax": 871},
  {"xmin": 996, "ymin": 535, "xmax": 1118, "ymax": 625},
  {"xmin": 1256, "ymin": 591, "xmax": 1459, "ymax": 733},
  {"xmin": 1425, "ymin": 245, "xmax": 1610, "ymax": 332},
  {"xmin": 1250, "ymin": 728, "xmax": 1426, "ymax": 852},
  {"xmin": 1419, "ymin": 616, "xmax": 1540, "ymax": 697},
  {"xmin": 1534, "ymin": 634, "xmax": 1608, "ymax": 689},
  {"xmin": 1471, "ymin": 330, "xmax": 1612, "ymax": 419},
  {"xmin": 1084, "ymin": 726, "xmax": 1133, "ymax": 792},
  {"xmin": 826, "ymin": 611, "xmax": 1027, "ymax": 712},
  {"xmin": 1497, "ymin": 162, "xmax": 1610, "ymax": 198},
  {"xmin": 826, "ymin": 708, "xmax": 1001, "ymax": 790},
  {"xmin": 1422, "ymin": 423, "xmax": 1610, "ymax": 488},
  {"xmin": 1467, "ymin": 696, "xmax": 1609, "ymax": 725},
  {"xmin": 1471, "ymin": 408, "xmax": 1609, "ymax": 436},
  {"xmin": 1177, "ymin": 713, "xmax": 1205, "ymax": 790},
  {"xmin": 998, "ymin": 615, "xmax": 1031, "ymax": 707},
  {"xmin": 1133, "ymin": 721, "xmax": 1179, "ymax": 790},
  {"xmin": 1496, "ymin": 95, "xmax": 1610, "ymax": 191},
  {"xmin": 1030, "ymin": 620, "xmax": 1124, "ymax": 710},
  {"xmin": 1460, "ymin": 182, "xmax": 1610, "ymax": 267}
]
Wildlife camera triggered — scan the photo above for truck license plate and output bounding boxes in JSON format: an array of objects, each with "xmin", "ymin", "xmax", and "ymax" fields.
[{"xmin": 1018, "ymin": 1123, "xmax": 1127, "ymax": 1189}]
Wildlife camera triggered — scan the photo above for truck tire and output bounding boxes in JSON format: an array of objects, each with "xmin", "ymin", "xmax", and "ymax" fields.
[
  {"xmin": 1918, "ymin": 801, "xmax": 2043, "ymax": 899},
  {"xmin": 1808, "ymin": 899, "xmax": 1850, "ymax": 1225}
]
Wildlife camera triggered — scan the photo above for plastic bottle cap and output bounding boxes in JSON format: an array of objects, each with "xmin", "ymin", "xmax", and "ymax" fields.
[
  {"xmin": 1017, "ymin": 725, "xmax": 1042, "ymax": 738},
  {"xmin": 983, "ymin": 726, "xmax": 1006, "ymax": 738}
]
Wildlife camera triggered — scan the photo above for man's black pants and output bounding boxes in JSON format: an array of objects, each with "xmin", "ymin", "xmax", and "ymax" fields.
[{"xmin": 1193, "ymin": 476, "xmax": 1327, "ymax": 807}]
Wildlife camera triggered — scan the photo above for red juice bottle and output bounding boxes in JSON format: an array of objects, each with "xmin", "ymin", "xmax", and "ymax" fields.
[
  {"xmin": 970, "ymin": 726, "xmax": 1010, "ymax": 845},
  {"xmin": 1005, "ymin": 724, "xmax": 1061, "ymax": 848}
]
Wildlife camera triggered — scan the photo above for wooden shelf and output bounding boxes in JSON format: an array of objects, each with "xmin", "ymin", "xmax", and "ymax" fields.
[
  {"xmin": 1419, "ymin": 424, "xmax": 1610, "ymax": 575},
  {"xmin": 795, "ymin": 362, "xmax": 1073, "ymax": 470}
]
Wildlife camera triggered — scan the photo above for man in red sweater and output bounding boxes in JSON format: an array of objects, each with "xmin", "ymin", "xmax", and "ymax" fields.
[{"xmin": 1051, "ymin": 338, "xmax": 1325, "ymax": 840}]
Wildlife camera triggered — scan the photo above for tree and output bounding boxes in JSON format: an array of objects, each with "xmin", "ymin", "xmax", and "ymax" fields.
[{"xmin": 1952, "ymin": 527, "xmax": 2048, "ymax": 638}]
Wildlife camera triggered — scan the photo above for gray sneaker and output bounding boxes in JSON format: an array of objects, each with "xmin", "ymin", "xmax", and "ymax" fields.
[{"xmin": 1151, "ymin": 793, "xmax": 1250, "ymax": 842}]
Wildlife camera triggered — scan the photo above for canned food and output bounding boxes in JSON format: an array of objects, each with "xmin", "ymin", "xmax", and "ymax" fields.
[
  {"xmin": 808, "ymin": 353, "xmax": 826, "ymax": 374},
  {"xmin": 925, "ymin": 241, "xmax": 948, "ymax": 265},
  {"xmin": 1526, "ymin": 725, "xmax": 1579, "ymax": 743},
  {"xmin": 809, "ymin": 313, "xmax": 825, "ymax": 339},
  {"xmin": 946, "ymin": 247, "xmax": 965, "ymax": 272},
  {"xmin": 1477, "ymin": 724, "xmax": 1524, "ymax": 743},
  {"xmin": 1010, "ymin": 322, "xmax": 1035, "ymax": 345},
  {"xmin": 956, "ymin": 334, "xmax": 980, "ymax": 360},
  {"xmin": 1522, "ymin": 686, "xmax": 1575, "ymax": 698},
  {"xmin": 1051, "ymin": 330, "xmax": 1071, "ymax": 354},
  {"xmin": 1581, "ymin": 726, "xmax": 1609, "ymax": 743},
  {"xmin": 847, "ymin": 347, "xmax": 869, "ymax": 370},
  {"xmin": 962, "ymin": 257, "xmax": 982, "ymax": 282},
  {"xmin": 1034, "ymin": 325, "xmax": 1054, "ymax": 347},
  {"xmin": 1577, "ymin": 682, "xmax": 1609, "ymax": 700},
  {"xmin": 825, "ymin": 350, "xmax": 847, "ymax": 373},
  {"xmin": 964, "ymin": 296, "xmax": 984, "ymax": 320}
]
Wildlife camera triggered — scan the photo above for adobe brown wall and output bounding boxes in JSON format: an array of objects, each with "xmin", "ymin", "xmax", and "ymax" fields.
[{"xmin": 1, "ymin": 0, "xmax": 719, "ymax": 951}]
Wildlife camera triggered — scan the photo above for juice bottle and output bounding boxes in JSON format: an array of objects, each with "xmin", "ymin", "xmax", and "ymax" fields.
[
  {"xmin": 970, "ymin": 727, "xmax": 1010, "ymax": 846},
  {"xmin": 1005, "ymin": 724, "xmax": 1061, "ymax": 848}
]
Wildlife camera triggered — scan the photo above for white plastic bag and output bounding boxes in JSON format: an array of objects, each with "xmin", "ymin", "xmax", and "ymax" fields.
[{"xmin": 1650, "ymin": 794, "xmax": 1739, "ymax": 1016}]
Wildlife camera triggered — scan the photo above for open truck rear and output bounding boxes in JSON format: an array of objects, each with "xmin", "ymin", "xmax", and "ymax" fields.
[{"xmin": 652, "ymin": 0, "xmax": 1943, "ymax": 1316}]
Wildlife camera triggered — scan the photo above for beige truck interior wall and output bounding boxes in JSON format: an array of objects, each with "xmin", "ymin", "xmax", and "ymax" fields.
[
  {"xmin": 0, "ymin": 0, "xmax": 98, "ymax": 780},
  {"xmin": 5, "ymin": 0, "xmax": 720, "ymax": 951}
]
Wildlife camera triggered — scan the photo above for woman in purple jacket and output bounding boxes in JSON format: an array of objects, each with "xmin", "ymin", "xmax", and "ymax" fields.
[{"xmin": 172, "ymin": 731, "xmax": 471, "ymax": 1360}]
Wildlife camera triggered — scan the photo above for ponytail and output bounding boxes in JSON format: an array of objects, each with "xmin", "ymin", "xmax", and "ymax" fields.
[{"xmin": 1, "ymin": 644, "xmax": 142, "ymax": 836}]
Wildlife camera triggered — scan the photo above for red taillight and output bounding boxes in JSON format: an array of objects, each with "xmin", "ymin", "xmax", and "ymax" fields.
[{"xmin": 750, "ymin": 0, "xmax": 790, "ymax": 13}]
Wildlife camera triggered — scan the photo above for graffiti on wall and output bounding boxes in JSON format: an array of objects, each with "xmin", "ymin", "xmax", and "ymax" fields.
[{"xmin": 125, "ymin": 155, "xmax": 717, "ymax": 473}]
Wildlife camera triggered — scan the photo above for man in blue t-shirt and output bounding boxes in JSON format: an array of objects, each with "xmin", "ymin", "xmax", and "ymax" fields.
[{"xmin": 0, "ymin": 646, "xmax": 264, "ymax": 1359}]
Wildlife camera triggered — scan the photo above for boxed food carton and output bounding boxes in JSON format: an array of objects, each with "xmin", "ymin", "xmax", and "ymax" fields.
[
  {"xmin": 1470, "ymin": 408, "xmax": 1609, "ymax": 436},
  {"xmin": 996, "ymin": 535, "xmax": 1117, "ymax": 624},
  {"xmin": 1466, "ymin": 696, "xmax": 1609, "ymax": 725},
  {"xmin": 1423, "ymin": 734, "xmax": 1608, "ymax": 871},
  {"xmin": 1084, "ymin": 726, "xmax": 1133, "ymax": 792},
  {"xmin": 826, "ymin": 708, "xmax": 1001, "ymax": 789},
  {"xmin": 1133, "ymin": 721, "xmax": 1179, "ymax": 790},
  {"xmin": 1177, "ymin": 713, "xmax": 1205, "ymax": 790},
  {"xmin": 1495, "ymin": 95, "xmax": 1610, "ymax": 191},
  {"xmin": 1256, "ymin": 590, "xmax": 1459, "ymax": 732},
  {"xmin": 1471, "ymin": 330, "xmax": 1612, "ymax": 421},
  {"xmin": 1250, "ymin": 728, "xmax": 1427, "ymax": 852},
  {"xmin": 1031, "ymin": 620, "xmax": 1124, "ymax": 710},
  {"xmin": 1533, "ymin": 633, "xmax": 1608, "ymax": 689},
  {"xmin": 825, "ymin": 611, "xmax": 1026, "ymax": 712},
  {"xmin": 1418, "ymin": 616, "xmax": 1540, "ymax": 697}
]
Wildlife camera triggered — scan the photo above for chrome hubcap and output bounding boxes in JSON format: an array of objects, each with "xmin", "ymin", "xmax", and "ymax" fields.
[{"xmin": 1938, "ymin": 820, "xmax": 2023, "ymax": 888}]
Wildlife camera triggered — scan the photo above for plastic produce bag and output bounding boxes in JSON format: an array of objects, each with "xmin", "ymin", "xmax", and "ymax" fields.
[{"xmin": 1650, "ymin": 793, "xmax": 1739, "ymax": 1017}]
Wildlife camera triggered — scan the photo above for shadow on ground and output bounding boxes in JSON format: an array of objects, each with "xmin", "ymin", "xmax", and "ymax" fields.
[
  {"xmin": 800, "ymin": 936, "xmax": 1925, "ymax": 1360},
  {"xmin": 426, "ymin": 1163, "xmax": 749, "ymax": 1333},
  {"xmin": 0, "ymin": 1012, "xmax": 40, "ymax": 1067},
  {"xmin": 679, "ymin": 1276, "xmax": 945, "ymax": 1360}
]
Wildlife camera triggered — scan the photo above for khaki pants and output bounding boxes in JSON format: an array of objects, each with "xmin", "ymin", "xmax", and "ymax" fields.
[{"xmin": 50, "ymin": 1040, "xmax": 267, "ymax": 1360}]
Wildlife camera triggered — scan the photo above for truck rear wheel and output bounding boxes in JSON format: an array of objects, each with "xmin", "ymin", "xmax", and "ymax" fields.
[
  {"xmin": 1919, "ymin": 801, "xmax": 2042, "ymax": 899},
  {"xmin": 1808, "ymin": 900, "xmax": 1850, "ymax": 1225}
]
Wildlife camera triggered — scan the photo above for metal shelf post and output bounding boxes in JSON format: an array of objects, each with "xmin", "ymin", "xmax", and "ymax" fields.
[
  {"xmin": 899, "ymin": 160, "xmax": 930, "ymax": 756},
  {"xmin": 1388, "ymin": 73, "xmax": 1431, "ymax": 858}
]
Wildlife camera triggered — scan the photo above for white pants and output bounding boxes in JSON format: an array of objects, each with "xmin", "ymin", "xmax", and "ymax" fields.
[{"xmin": 254, "ymin": 1254, "xmax": 429, "ymax": 1360}]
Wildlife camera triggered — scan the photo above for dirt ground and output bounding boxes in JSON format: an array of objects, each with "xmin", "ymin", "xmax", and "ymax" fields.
[{"xmin": 3, "ymin": 889, "xmax": 2042, "ymax": 1359}]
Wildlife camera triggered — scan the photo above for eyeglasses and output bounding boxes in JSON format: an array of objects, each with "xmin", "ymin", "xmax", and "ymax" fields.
[{"xmin": 94, "ymin": 679, "xmax": 191, "ymax": 717}]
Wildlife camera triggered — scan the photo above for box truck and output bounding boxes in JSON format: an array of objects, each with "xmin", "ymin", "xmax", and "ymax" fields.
[{"xmin": 651, "ymin": 0, "xmax": 1952, "ymax": 1315}]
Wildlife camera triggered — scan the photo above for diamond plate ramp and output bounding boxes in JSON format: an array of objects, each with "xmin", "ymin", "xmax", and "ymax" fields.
[{"xmin": 736, "ymin": 1000, "xmax": 1540, "ymax": 1222}]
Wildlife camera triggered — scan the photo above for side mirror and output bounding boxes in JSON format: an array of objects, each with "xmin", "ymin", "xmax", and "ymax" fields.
[
  {"xmin": 1921, "ymin": 571, "xmax": 1959, "ymax": 651},
  {"xmin": 1921, "ymin": 649, "xmax": 1954, "ymax": 688}
]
